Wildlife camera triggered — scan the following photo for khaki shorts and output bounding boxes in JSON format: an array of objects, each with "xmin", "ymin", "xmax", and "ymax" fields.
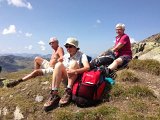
[{"xmin": 41, "ymin": 60, "xmax": 54, "ymax": 75}]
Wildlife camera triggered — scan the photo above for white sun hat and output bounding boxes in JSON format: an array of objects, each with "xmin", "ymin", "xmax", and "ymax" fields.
[{"xmin": 64, "ymin": 37, "xmax": 79, "ymax": 48}]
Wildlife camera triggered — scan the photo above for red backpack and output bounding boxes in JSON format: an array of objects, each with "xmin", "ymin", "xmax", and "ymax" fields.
[{"xmin": 72, "ymin": 68, "xmax": 110, "ymax": 107}]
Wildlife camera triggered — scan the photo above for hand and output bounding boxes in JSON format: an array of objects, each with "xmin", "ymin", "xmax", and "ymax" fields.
[
  {"xmin": 66, "ymin": 69, "xmax": 76, "ymax": 78},
  {"xmin": 58, "ymin": 57, "xmax": 63, "ymax": 62}
]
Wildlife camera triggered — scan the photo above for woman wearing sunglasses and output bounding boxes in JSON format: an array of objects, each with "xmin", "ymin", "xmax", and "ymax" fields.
[{"xmin": 44, "ymin": 37, "xmax": 90, "ymax": 112}]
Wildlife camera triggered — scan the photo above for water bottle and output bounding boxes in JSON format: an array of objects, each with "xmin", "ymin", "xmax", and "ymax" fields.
[{"xmin": 105, "ymin": 77, "xmax": 115, "ymax": 85}]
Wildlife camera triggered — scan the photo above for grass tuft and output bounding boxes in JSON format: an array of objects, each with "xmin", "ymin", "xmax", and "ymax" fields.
[
  {"xmin": 111, "ymin": 84, "xmax": 126, "ymax": 99},
  {"xmin": 128, "ymin": 59, "xmax": 160, "ymax": 76},
  {"xmin": 128, "ymin": 85, "xmax": 156, "ymax": 98},
  {"xmin": 117, "ymin": 69, "xmax": 139, "ymax": 82}
]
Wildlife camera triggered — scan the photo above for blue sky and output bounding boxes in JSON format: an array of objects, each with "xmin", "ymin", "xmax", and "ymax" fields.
[{"xmin": 0, "ymin": 0, "xmax": 160, "ymax": 56}]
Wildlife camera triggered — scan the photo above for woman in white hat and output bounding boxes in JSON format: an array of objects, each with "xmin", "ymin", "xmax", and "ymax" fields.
[{"xmin": 44, "ymin": 37, "xmax": 90, "ymax": 111}]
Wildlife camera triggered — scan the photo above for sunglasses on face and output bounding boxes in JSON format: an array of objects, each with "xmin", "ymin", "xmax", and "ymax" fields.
[
  {"xmin": 49, "ymin": 42, "xmax": 55, "ymax": 45},
  {"xmin": 65, "ymin": 45, "xmax": 75, "ymax": 48}
]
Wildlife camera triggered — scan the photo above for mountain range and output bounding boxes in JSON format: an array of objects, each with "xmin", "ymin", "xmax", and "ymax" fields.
[{"xmin": 0, "ymin": 33, "xmax": 160, "ymax": 72}]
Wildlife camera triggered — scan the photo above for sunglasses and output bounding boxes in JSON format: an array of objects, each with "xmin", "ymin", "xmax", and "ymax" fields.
[
  {"xmin": 65, "ymin": 45, "xmax": 75, "ymax": 48},
  {"xmin": 49, "ymin": 42, "xmax": 55, "ymax": 45}
]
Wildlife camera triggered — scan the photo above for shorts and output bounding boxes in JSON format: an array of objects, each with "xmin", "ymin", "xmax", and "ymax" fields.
[
  {"xmin": 118, "ymin": 55, "xmax": 132, "ymax": 68},
  {"xmin": 41, "ymin": 59, "xmax": 54, "ymax": 75}
]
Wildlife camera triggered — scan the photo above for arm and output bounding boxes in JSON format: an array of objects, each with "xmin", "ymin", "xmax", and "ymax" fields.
[
  {"xmin": 57, "ymin": 47, "xmax": 64, "ymax": 62},
  {"xmin": 67, "ymin": 54, "xmax": 90, "ymax": 75},
  {"xmin": 112, "ymin": 43, "xmax": 124, "ymax": 52},
  {"xmin": 73, "ymin": 54, "xmax": 90, "ymax": 74},
  {"xmin": 112, "ymin": 35, "xmax": 128, "ymax": 52},
  {"xmin": 74, "ymin": 60, "xmax": 90, "ymax": 74}
]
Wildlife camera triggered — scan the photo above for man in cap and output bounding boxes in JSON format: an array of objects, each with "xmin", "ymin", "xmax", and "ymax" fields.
[
  {"xmin": 6, "ymin": 37, "xmax": 64, "ymax": 87},
  {"xmin": 44, "ymin": 37, "xmax": 90, "ymax": 111},
  {"xmin": 106, "ymin": 23, "xmax": 132, "ymax": 74}
]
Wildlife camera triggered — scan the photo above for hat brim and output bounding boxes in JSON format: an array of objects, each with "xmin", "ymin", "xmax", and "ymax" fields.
[{"xmin": 64, "ymin": 43, "xmax": 79, "ymax": 49}]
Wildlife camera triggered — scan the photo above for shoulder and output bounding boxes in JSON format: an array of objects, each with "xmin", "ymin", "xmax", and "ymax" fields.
[
  {"xmin": 57, "ymin": 46, "xmax": 64, "ymax": 53},
  {"xmin": 122, "ymin": 34, "xmax": 129, "ymax": 39},
  {"xmin": 78, "ymin": 51, "xmax": 87, "ymax": 57},
  {"xmin": 57, "ymin": 46, "xmax": 64, "ymax": 50},
  {"xmin": 79, "ymin": 52, "xmax": 88, "ymax": 61}
]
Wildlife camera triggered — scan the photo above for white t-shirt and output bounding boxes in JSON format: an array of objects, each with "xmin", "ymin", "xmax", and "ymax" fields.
[{"xmin": 63, "ymin": 51, "xmax": 88, "ymax": 68}]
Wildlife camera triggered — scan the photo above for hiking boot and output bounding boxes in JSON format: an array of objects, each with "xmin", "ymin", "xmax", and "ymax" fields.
[
  {"xmin": 6, "ymin": 79, "xmax": 23, "ymax": 87},
  {"xmin": 44, "ymin": 90, "xmax": 60, "ymax": 112},
  {"xmin": 59, "ymin": 88, "xmax": 72, "ymax": 107}
]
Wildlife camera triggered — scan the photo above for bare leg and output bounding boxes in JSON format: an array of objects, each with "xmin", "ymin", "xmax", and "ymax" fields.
[
  {"xmin": 108, "ymin": 58, "xmax": 123, "ymax": 70},
  {"xmin": 58, "ymin": 60, "xmax": 79, "ymax": 106},
  {"xmin": 51, "ymin": 62, "xmax": 67, "ymax": 90},
  {"xmin": 67, "ymin": 60, "xmax": 79, "ymax": 88},
  {"xmin": 34, "ymin": 56, "xmax": 44, "ymax": 69},
  {"xmin": 22, "ymin": 69, "xmax": 43, "ymax": 81}
]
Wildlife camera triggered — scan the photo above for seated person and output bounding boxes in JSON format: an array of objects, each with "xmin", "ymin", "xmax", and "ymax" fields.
[
  {"xmin": 107, "ymin": 23, "xmax": 132, "ymax": 74},
  {"xmin": 6, "ymin": 37, "xmax": 64, "ymax": 87},
  {"xmin": 44, "ymin": 37, "xmax": 90, "ymax": 111}
]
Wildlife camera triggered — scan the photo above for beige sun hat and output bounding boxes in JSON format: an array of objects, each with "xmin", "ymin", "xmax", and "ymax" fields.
[
  {"xmin": 115, "ymin": 23, "xmax": 125, "ymax": 30},
  {"xmin": 49, "ymin": 37, "xmax": 58, "ymax": 44},
  {"xmin": 64, "ymin": 37, "xmax": 79, "ymax": 48}
]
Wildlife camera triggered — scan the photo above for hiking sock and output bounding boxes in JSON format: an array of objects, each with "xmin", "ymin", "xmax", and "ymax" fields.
[
  {"xmin": 51, "ymin": 88, "xmax": 58, "ymax": 95},
  {"xmin": 52, "ymin": 88, "xmax": 58, "ymax": 91},
  {"xmin": 67, "ymin": 85, "xmax": 71, "ymax": 89}
]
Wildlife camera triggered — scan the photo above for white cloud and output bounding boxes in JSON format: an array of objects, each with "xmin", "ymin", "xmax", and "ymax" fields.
[
  {"xmin": 37, "ymin": 40, "xmax": 46, "ymax": 51},
  {"xmin": 7, "ymin": 0, "xmax": 32, "ymax": 10},
  {"xmin": 2, "ymin": 25, "xmax": 16, "ymax": 35},
  {"xmin": 130, "ymin": 38, "xmax": 137, "ymax": 43},
  {"xmin": 93, "ymin": 19, "xmax": 102, "ymax": 28},
  {"xmin": 25, "ymin": 45, "xmax": 32, "ymax": 50},
  {"xmin": 96, "ymin": 19, "xmax": 101, "ymax": 24},
  {"xmin": 40, "ymin": 46, "xmax": 45, "ymax": 51},
  {"xmin": 25, "ymin": 32, "xmax": 32, "ymax": 37},
  {"xmin": 38, "ymin": 41, "xmax": 45, "ymax": 45}
]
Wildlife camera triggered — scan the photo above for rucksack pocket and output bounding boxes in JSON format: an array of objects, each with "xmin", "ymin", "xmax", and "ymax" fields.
[
  {"xmin": 72, "ymin": 95, "xmax": 95, "ymax": 107},
  {"xmin": 77, "ymin": 83, "xmax": 96, "ymax": 100}
]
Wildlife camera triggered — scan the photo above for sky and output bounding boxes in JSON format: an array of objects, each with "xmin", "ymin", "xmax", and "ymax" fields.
[{"xmin": 0, "ymin": 0, "xmax": 160, "ymax": 56}]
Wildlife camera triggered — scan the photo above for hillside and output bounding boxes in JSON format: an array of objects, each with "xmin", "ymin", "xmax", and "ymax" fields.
[
  {"xmin": 0, "ymin": 54, "xmax": 51, "ymax": 72},
  {"xmin": 0, "ymin": 33, "xmax": 160, "ymax": 120},
  {"xmin": 132, "ymin": 33, "xmax": 160, "ymax": 62},
  {"xmin": 0, "ymin": 55, "xmax": 34, "ymax": 72},
  {"xmin": 0, "ymin": 59, "xmax": 160, "ymax": 120}
]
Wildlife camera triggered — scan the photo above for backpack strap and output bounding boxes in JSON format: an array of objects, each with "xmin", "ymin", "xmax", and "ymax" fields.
[{"xmin": 79, "ymin": 55, "xmax": 92, "ymax": 68}]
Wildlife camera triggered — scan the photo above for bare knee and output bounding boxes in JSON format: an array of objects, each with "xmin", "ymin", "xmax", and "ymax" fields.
[
  {"xmin": 113, "ymin": 58, "xmax": 123, "ymax": 66},
  {"xmin": 34, "ymin": 56, "xmax": 43, "ymax": 64},
  {"xmin": 34, "ymin": 56, "xmax": 43, "ymax": 62},
  {"xmin": 54, "ymin": 62, "xmax": 63, "ymax": 69},
  {"xmin": 69, "ymin": 60, "xmax": 79, "ymax": 69}
]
